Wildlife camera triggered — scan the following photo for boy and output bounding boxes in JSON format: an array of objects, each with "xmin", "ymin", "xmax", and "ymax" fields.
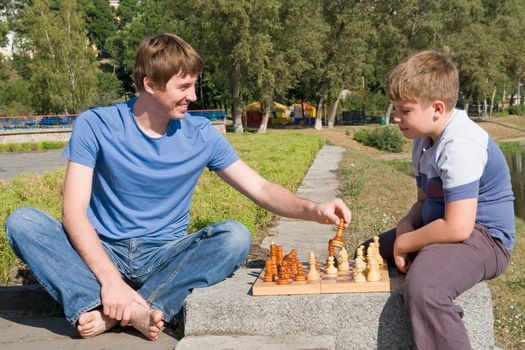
[
  {"xmin": 376, "ymin": 50, "xmax": 514, "ymax": 349},
  {"xmin": 5, "ymin": 33, "xmax": 351, "ymax": 341}
]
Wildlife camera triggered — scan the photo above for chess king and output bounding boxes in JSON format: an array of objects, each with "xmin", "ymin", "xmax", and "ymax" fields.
[{"xmin": 5, "ymin": 32, "xmax": 351, "ymax": 341}]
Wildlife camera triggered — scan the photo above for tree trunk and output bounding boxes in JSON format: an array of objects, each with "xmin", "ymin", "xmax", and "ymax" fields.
[
  {"xmin": 483, "ymin": 99, "xmax": 488, "ymax": 119},
  {"xmin": 384, "ymin": 102, "xmax": 393, "ymax": 125},
  {"xmin": 258, "ymin": 102, "xmax": 271, "ymax": 134},
  {"xmin": 328, "ymin": 89, "xmax": 344, "ymax": 129},
  {"xmin": 315, "ymin": 96, "xmax": 324, "ymax": 130},
  {"xmin": 231, "ymin": 64, "xmax": 243, "ymax": 133},
  {"xmin": 490, "ymin": 87, "xmax": 496, "ymax": 117},
  {"xmin": 463, "ymin": 98, "xmax": 470, "ymax": 113}
]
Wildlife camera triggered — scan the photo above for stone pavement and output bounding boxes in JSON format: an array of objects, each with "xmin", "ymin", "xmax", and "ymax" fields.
[{"xmin": 0, "ymin": 145, "xmax": 495, "ymax": 349}]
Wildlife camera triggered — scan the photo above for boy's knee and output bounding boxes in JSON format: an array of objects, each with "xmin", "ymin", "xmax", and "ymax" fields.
[{"xmin": 404, "ymin": 275, "xmax": 448, "ymax": 311}]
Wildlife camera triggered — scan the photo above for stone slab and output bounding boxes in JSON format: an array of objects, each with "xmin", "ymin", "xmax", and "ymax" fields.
[
  {"xmin": 183, "ymin": 268, "xmax": 495, "ymax": 350},
  {"xmin": 175, "ymin": 335, "xmax": 335, "ymax": 350}
]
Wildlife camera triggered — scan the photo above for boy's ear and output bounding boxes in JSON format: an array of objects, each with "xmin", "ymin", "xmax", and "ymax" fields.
[{"xmin": 432, "ymin": 100, "xmax": 446, "ymax": 120}]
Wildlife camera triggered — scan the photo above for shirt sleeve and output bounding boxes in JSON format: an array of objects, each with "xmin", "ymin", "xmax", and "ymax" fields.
[
  {"xmin": 437, "ymin": 138, "xmax": 487, "ymax": 202},
  {"xmin": 207, "ymin": 126, "xmax": 240, "ymax": 172},
  {"xmin": 63, "ymin": 112, "xmax": 100, "ymax": 168}
]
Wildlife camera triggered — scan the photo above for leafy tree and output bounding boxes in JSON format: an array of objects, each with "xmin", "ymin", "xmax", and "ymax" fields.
[
  {"xmin": 116, "ymin": 0, "xmax": 139, "ymax": 29},
  {"xmin": 17, "ymin": 0, "xmax": 98, "ymax": 113},
  {"xmin": 80, "ymin": 0, "xmax": 117, "ymax": 58}
]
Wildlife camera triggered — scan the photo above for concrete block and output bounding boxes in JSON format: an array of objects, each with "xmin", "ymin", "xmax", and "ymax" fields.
[
  {"xmin": 184, "ymin": 268, "xmax": 494, "ymax": 350},
  {"xmin": 176, "ymin": 335, "xmax": 335, "ymax": 350}
]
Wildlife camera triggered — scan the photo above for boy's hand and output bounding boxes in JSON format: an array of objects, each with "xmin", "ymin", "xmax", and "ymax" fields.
[
  {"xmin": 100, "ymin": 277, "xmax": 149, "ymax": 326},
  {"xmin": 393, "ymin": 239, "xmax": 411, "ymax": 273}
]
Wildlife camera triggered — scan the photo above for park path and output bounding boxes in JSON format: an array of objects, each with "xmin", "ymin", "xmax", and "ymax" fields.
[{"xmin": 0, "ymin": 149, "xmax": 66, "ymax": 181}]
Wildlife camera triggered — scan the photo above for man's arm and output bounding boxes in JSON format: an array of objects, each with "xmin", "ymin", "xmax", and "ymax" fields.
[
  {"xmin": 62, "ymin": 161, "xmax": 148, "ymax": 324},
  {"xmin": 216, "ymin": 160, "xmax": 351, "ymax": 227}
]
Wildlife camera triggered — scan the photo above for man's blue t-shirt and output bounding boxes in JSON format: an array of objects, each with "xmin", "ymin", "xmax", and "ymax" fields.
[
  {"xmin": 413, "ymin": 109, "xmax": 515, "ymax": 250},
  {"xmin": 64, "ymin": 98, "xmax": 239, "ymax": 241}
]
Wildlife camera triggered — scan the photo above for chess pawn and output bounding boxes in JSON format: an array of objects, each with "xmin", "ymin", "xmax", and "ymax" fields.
[
  {"xmin": 338, "ymin": 247, "xmax": 350, "ymax": 273},
  {"xmin": 373, "ymin": 235, "xmax": 384, "ymax": 266},
  {"xmin": 325, "ymin": 256, "xmax": 338, "ymax": 276},
  {"xmin": 263, "ymin": 259, "xmax": 274, "ymax": 282},
  {"xmin": 353, "ymin": 264, "xmax": 367, "ymax": 283},
  {"xmin": 307, "ymin": 251, "xmax": 321, "ymax": 281},
  {"xmin": 355, "ymin": 246, "xmax": 366, "ymax": 271},
  {"xmin": 331, "ymin": 219, "xmax": 345, "ymax": 248},
  {"xmin": 277, "ymin": 245, "xmax": 283, "ymax": 265},
  {"xmin": 294, "ymin": 262, "xmax": 307, "ymax": 283}
]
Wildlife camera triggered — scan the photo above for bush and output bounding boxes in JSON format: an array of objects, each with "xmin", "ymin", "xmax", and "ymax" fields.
[
  {"xmin": 353, "ymin": 125, "xmax": 405, "ymax": 152},
  {"xmin": 509, "ymin": 104, "xmax": 525, "ymax": 116}
]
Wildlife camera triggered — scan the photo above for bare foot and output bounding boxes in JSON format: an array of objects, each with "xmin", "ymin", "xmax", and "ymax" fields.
[
  {"xmin": 129, "ymin": 303, "xmax": 164, "ymax": 341},
  {"xmin": 77, "ymin": 310, "xmax": 119, "ymax": 338}
]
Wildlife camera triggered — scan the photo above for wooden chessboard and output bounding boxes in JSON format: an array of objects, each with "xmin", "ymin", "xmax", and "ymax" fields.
[{"xmin": 252, "ymin": 261, "xmax": 391, "ymax": 296}]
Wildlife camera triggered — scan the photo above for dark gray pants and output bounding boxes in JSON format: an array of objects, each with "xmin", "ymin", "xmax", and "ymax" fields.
[{"xmin": 370, "ymin": 224, "xmax": 510, "ymax": 350}]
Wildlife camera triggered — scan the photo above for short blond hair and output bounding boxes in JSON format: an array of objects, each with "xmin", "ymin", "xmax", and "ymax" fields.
[
  {"xmin": 134, "ymin": 33, "xmax": 203, "ymax": 92},
  {"xmin": 387, "ymin": 50, "xmax": 459, "ymax": 111}
]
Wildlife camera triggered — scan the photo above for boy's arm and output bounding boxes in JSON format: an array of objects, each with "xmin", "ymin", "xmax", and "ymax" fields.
[
  {"xmin": 396, "ymin": 188, "xmax": 426, "ymax": 237},
  {"xmin": 62, "ymin": 161, "xmax": 148, "ymax": 324},
  {"xmin": 217, "ymin": 159, "xmax": 351, "ymax": 227},
  {"xmin": 394, "ymin": 196, "xmax": 477, "ymax": 271}
]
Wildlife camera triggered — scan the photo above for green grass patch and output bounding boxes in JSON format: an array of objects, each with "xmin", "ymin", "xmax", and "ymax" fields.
[
  {"xmin": 382, "ymin": 159, "xmax": 414, "ymax": 178},
  {"xmin": 0, "ymin": 132, "xmax": 324, "ymax": 284},
  {"xmin": 0, "ymin": 141, "xmax": 68, "ymax": 153}
]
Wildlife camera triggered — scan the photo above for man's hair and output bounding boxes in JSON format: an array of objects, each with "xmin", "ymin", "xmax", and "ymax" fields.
[
  {"xmin": 134, "ymin": 33, "xmax": 203, "ymax": 92},
  {"xmin": 387, "ymin": 50, "xmax": 459, "ymax": 111}
]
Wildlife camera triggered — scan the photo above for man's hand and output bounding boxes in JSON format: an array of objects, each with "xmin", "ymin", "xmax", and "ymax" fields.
[
  {"xmin": 314, "ymin": 198, "xmax": 352, "ymax": 228},
  {"xmin": 100, "ymin": 277, "xmax": 149, "ymax": 326}
]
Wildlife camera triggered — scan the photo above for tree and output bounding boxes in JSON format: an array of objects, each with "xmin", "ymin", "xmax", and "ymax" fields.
[
  {"xmin": 17, "ymin": 0, "xmax": 98, "ymax": 113},
  {"xmin": 80, "ymin": 0, "xmax": 117, "ymax": 58}
]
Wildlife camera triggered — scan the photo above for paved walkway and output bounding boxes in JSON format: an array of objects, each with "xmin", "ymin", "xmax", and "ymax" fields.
[
  {"xmin": 0, "ymin": 145, "xmax": 347, "ymax": 349},
  {"xmin": 0, "ymin": 149, "xmax": 66, "ymax": 181}
]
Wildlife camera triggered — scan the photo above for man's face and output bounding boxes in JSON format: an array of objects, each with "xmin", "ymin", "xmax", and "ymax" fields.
[
  {"xmin": 392, "ymin": 99, "xmax": 436, "ymax": 139},
  {"xmin": 149, "ymin": 72, "xmax": 198, "ymax": 120}
]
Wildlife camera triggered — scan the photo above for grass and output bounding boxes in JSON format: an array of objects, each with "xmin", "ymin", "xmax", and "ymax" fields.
[
  {"xmin": 0, "ymin": 141, "xmax": 68, "ymax": 153},
  {"xmin": 0, "ymin": 132, "xmax": 325, "ymax": 284}
]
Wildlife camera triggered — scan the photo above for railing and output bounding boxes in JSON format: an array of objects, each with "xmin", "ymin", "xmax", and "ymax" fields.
[
  {"xmin": 1, "ymin": 109, "xmax": 227, "ymax": 131},
  {"xmin": 0, "ymin": 115, "xmax": 79, "ymax": 130}
]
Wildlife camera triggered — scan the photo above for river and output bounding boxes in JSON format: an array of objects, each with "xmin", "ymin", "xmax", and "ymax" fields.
[{"xmin": 503, "ymin": 145, "xmax": 525, "ymax": 220}]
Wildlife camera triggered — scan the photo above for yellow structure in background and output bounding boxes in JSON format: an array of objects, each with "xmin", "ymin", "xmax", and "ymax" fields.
[{"xmin": 246, "ymin": 101, "xmax": 292, "ymax": 126}]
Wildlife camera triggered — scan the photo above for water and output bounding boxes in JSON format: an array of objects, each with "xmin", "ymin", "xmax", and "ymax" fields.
[{"xmin": 503, "ymin": 145, "xmax": 525, "ymax": 220}]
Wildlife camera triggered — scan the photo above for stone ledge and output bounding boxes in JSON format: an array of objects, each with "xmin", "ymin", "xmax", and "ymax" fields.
[
  {"xmin": 175, "ymin": 335, "xmax": 335, "ymax": 350},
  {"xmin": 184, "ymin": 268, "xmax": 494, "ymax": 350}
]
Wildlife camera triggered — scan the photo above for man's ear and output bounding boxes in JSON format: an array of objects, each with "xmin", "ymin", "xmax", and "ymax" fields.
[
  {"xmin": 432, "ymin": 100, "xmax": 446, "ymax": 121},
  {"xmin": 143, "ymin": 76, "xmax": 156, "ymax": 94}
]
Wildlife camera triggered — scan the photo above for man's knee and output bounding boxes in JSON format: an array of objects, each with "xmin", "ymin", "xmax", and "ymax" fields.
[
  {"xmin": 212, "ymin": 220, "xmax": 252, "ymax": 257},
  {"xmin": 5, "ymin": 207, "xmax": 42, "ymax": 245}
]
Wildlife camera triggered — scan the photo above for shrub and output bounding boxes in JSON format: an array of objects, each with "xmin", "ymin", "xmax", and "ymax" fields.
[
  {"xmin": 353, "ymin": 125, "xmax": 405, "ymax": 152},
  {"xmin": 509, "ymin": 104, "xmax": 525, "ymax": 116}
]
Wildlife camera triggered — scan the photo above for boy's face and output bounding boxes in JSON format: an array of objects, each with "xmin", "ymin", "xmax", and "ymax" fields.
[
  {"xmin": 148, "ymin": 72, "xmax": 198, "ymax": 120},
  {"xmin": 392, "ymin": 99, "xmax": 437, "ymax": 140}
]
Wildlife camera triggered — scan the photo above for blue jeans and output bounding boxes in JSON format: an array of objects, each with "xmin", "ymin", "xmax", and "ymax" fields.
[{"xmin": 6, "ymin": 207, "xmax": 252, "ymax": 326}]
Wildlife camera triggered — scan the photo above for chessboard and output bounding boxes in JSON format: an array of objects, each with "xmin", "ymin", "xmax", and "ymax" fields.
[
  {"xmin": 252, "ymin": 261, "xmax": 391, "ymax": 296},
  {"xmin": 252, "ymin": 219, "xmax": 393, "ymax": 296}
]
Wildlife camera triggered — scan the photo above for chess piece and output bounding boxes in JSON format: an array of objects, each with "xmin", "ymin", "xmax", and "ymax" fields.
[
  {"xmin": 277, "ymin": 260, "xmax": 290, "ymax": 285},
  {"xmin": 307, "ymin": 251, "xmax": 321, "ymax": 281},
  {"xmin": 366, "ymin": 245, "xmax": 380, "ymax": 282},
  {"xmin": 270, "ymin": 243, "xmax": 278, "ymax": 273},
  {"xmin": 338, "ymin": 247, "xmax": 350, "ymax": 273},
  {"xmin": 325, "ymin": 256, "xmax": 338, "ymax": 276},
  {"xmin": 294, "ymin": 262, "xmax": 307, "ymax": 282},
  {"xmin": 355, "ymin": 245, "xmax": 366, "ymax": 271},
  {"xmin": 373, "ymin": 235, "xmax": 384, "ymax": 266},
  {"xmin": 353, "ymin": 264, "xmax": 367, "ymax": 282},
  {"xmin": 263, "ymin": 259, "xmax": 274, "ymax": 282},
  {"xmin": 277, "ymin": 245, "xmax": 283, "ymax": 265},
  {"xmin": 331, "ymin": 219, "xmax": 345, "ymax": 248}
]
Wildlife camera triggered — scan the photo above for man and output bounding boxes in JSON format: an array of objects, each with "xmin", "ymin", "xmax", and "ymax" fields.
[{"xmin": 6, "ymin": 33, "xmax": 351, "ymax": 340}]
